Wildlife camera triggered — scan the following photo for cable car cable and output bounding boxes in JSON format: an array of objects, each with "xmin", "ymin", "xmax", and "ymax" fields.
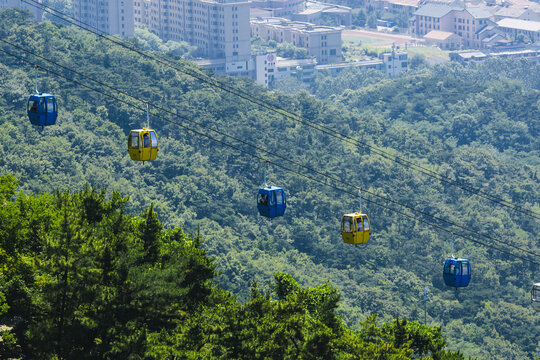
[
  {"xmin": 1, "ymin": 42, "xmax": 538, "ymax": 263},
  {"xmin": 1, "ymin": 46, "xmax": 538, "ymax": 267},
  {"xmin": 3, "ymin": 38, "xmax": 538, "ymax": 261},
  {"xmin": 17, "ymin": 0, "xmax": 540, "ymax": 221}
]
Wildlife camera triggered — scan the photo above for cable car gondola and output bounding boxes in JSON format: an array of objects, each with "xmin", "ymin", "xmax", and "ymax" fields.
[
  {"xmin": 257, "ymin": 186, "xmax": 286, "ymax": 218},
  {"xmin": 257, "ymin": 165, "xmax": 286, "ymax": 218},
  {"xmin": 341, "ymin": 212, "xmax": 370, "ymax": 245},
  {"xmin": 341, "ymin": 189, "xmax": 370, "ymax": 245},
  {"xmin": 443, "ymin": 236, "xmax": 471, "ymax": 288},
  {"xmin": 532, "ymin": 283, "xmax": 540, "ymax": 312},
  {"xmin": 128, "ymin": 103, "xmax": 158, "ymax": 162},
  {"xmin": 27, "ymin": 67, "xmax": 57, "ymax": 128}
]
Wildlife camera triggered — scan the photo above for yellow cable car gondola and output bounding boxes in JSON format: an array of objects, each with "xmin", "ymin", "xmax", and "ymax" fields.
[
  {"xmin": 341, "ymin": 189, "xmax": 370, "ymax": 245},
  {"xmin": 128, "ymin": 103, "xmax": 158, "ymax": 162},
  {"xmin": 341, "ymin": 212, "xmax": 370, "ymax": 245}
]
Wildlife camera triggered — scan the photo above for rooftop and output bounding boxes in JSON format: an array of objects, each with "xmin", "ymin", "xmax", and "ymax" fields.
[
  {"xmin": 505, "ymin": 0, "xmax": 537, "ymax": 9},
  {"xmin": 424, "ymin": 30, "xmax": 457, "ymax": 40},
  {"xmin": 275, "ymin": 57, "xmax": 317, "ymax": 67},
  {"xmin": 454, "ymin": 51, "xmax": 488, "ymax": 58},
  {"xmin": 414, "ymin": 3, "xmax": 458, "ymax": 18},
  {"xmin": 315, "ymin": 59, "xmax": 383, "ymax": 70},
  {"xmin": 466, "ymin": 6, "xmax": 492, "ymax": 19},
  {"xmin": 386, "ymin": 0, "xmax": 420, "ymax": 7},
  {"xmin": 497, "ymin": 18, "xmax": 540, "ymax": 31},
  {"xmin": 251, "ymin": 17, "xmax": 342, "ymax": 33},
  {"xmin": 494, "ymin": 7, "xmax": 526, "ymax": 18}
]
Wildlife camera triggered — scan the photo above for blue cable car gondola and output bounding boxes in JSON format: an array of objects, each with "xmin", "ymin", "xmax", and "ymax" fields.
[
  {"xmin": 256, "ymin": 166, "xmax": 286, "ymax": 218},
  {"xmin": 27, "ymin": 67, "xmax": 57, "ymax": 128},
  {"xmin": 443, "ymin": 236, "xmax": 471, "ymax": 288},
  {"xmin": 257, "ymin": 186, "xmax": 286, "ymax": 218},
  {"xmin": 27, "ymin": 94, "xmax": 57, "ymax": 127},
  {"xmin": 443, "ymin": 257, "xmax": 471, "ymax": 288}
]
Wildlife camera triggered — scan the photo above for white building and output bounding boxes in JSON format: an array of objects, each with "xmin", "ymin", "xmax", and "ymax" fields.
[
  {"xmin": 0, "ymin": 0, "xmax": 42, "ymax": 20},
  {"xmin": 382, "ymin": 51, "xmax": 408, "ymax": 77},
  {"xmin": 73, "ymin": 0, "xmax": 134, "ymax": 38}
]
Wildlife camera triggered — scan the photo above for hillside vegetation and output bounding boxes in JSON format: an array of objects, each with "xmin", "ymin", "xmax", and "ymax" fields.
[{"xmin": 0, "ymin": 9, "xmax": 539, "ymax": 359}]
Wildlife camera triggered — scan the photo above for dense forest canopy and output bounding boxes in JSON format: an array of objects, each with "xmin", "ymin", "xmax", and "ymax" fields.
[{"xmin": 0, "ymin": 8, "xmax": 539, "ymax": 359}]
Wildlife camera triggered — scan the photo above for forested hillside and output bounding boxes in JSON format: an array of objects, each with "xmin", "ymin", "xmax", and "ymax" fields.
[
  {"xmin": 0, "ymin": 175, "xmax": 467, "ymax": 358},
  {"xmin": 0, "ymin": 8, "xmax": 539, "ymax": 359}
]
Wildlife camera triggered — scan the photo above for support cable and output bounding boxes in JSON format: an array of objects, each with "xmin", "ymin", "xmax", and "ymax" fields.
[
  {"xmin": 15, "ymin": 0, "xmax": 540, "ymax": 220},
  {"xmin": 1, "ymin": 45, "xmax": 538, "ymax": 266}
]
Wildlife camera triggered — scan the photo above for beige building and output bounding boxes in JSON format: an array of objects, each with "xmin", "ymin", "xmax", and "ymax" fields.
[
  {"xmin": 251, "ymin": 17, "xmax": 342, "ymax": 63},
  {"xmin": 74, "ymin": 0, "xmax": 134, "ymax": 38},
  {"xmin": 0, "ymin": 0, "xmax": 42, "ymax": 20},
  {"xmin": 412, "ymin": 4, "xmax": 494, "ymax": 48},
  {"xmin": 134, "ymin": 0, "xmax": 251, "ymax": 62},
  {"xmin": 423, "ymin": 29, "xmax": 461, "ymax": 49}
]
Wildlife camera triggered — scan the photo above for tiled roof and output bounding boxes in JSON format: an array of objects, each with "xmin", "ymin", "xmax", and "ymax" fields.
[
  {"xmin": 494, "ymin": 7, "xmax": 526, "ymax": 18},
  {"xmin": 466, "ymin": 7, "xmax": 492, "ymax": 19},
  {"xmin": 424, "ymin": 30, "xmax": 456, "ymax": 40},
  {"xmin": 414, "ymin": 3, "xmax": 456, "ymax": 17},
  {"xmin": 387, "ymin": 0, "xmax": 420, "ymax": 7}
]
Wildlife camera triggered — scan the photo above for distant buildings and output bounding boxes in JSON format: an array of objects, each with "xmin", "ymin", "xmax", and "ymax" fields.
[
  {"xmin": 412, "ymin": 1, "xmax": 540, "ymax": 49},
  {"xmin": 73, "ymin": 0, "xmax": 134, "ymax": 38},
  {"xmin": 251, "ymin": 17, "xmax": 342, "ymax": 64},
  {"xmin": 0, "ymin": 0, "xmax": 42, "ymax": 20},
  {"xmin": 412, "ymin": 4, "xmax": 494, "ymax": 48},
  {"xmin": 259, "ymin": 50, "xmax": 407, "ymax": 86},
  {"xmin": 450, "ymin": 47, "xmax": 540, "ymax": 62}
]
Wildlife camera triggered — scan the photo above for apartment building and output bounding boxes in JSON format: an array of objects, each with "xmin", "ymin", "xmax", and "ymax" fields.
[
  {"xmin": 133, "ymin": 0, "xmax": 251, "ymax": 64},
  {"xmin": 0, "ymin": 0, "xmax": 42, "ymax": 20},
  {"xmin": 251, "ymin": 17, "xmax": 342, "ymax": 63},
  {"xmin": 73, "ymin": 0, "xmax": 134, "ymax": 38}
]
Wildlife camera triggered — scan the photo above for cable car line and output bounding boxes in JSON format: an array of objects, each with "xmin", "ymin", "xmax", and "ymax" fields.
[
  {"xmin": 18, "ymin": 0, "xmax": 540, "ymax": 220},
  {"xmin": 1, "ymin": 42, "xmax": 539, "ymax": 264},
  {"xmin": 3, "ymin": 38, "xmax": 538, "ymax": 261},
  {"xmin": 1, "ymin": 46, "xmax": 538, "ymax": 268}
]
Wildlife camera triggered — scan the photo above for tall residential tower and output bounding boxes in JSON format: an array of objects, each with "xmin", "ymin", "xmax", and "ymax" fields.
[
  {"xmin": 133, "ymin": 0, "xmax": 251, "ymax": 62},
  {"xmin": 73, "ymin": 0, "xmax": 134, "ymax": 38}
]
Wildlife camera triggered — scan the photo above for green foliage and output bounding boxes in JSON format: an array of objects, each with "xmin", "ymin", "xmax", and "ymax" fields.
[
  {"xmin": 251, "ymin": 36, "xmax": 313, "ymax": 59},
  {"xmin": 0, "ymin": 175, "xmax": 465, "ymax": 359},
  {"xmin": 134, "ymin": 25, "xmax": 196, "ymax": 57},
  {"xmin": 0, "ymin": 8, "xmax": 538, "ymax": 359}
]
